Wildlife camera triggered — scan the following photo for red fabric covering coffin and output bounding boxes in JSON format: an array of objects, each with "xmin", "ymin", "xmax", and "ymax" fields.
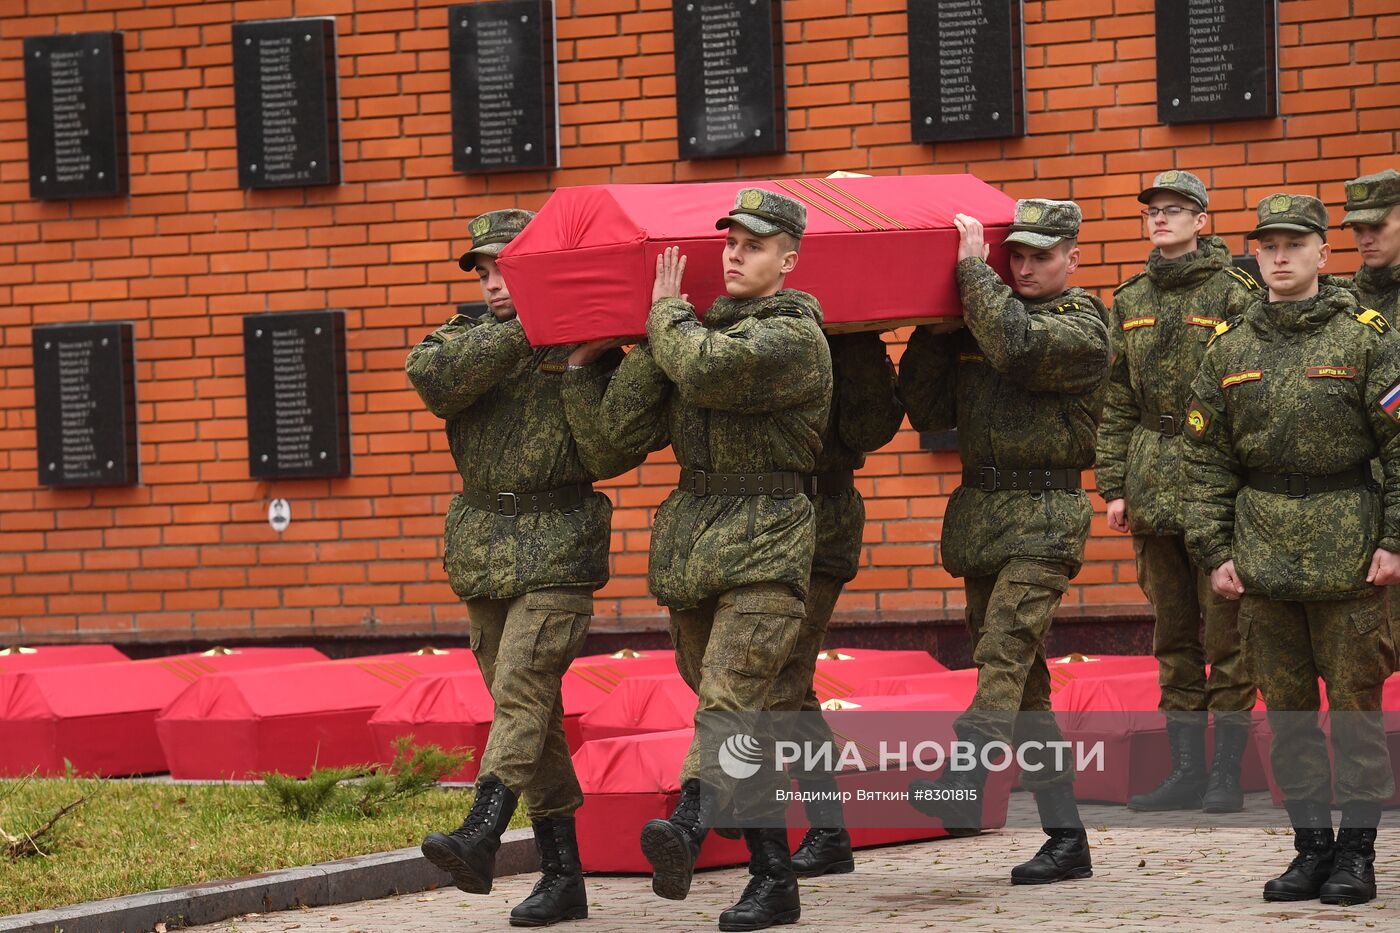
[
  {"xmin": 1252, "ymin": 672, "xmax": 1400, "ymax": 807},
  {"xmin": 560, "ymin": 651, "xmax": 679, "ymax": 748},
  {"xmin": 862, "ymin": 655, "xmax": 1159, "ymax": 705},
  {"xmin": 368, "ymin": 670, "xmax": 494, "ymax": 782},
  {"xmin": 157, "ymin": 651, "xmax": 476, "ymax": 780},
  {"xmin": 0, "ymin": 649, "xmax": 325, "ymax": 777},
  {"xmin": 0, "ymin": 644, "xmax": 126, "ymax": 674},
  {"xmin": 573, "ymin": 695, "xmax": 1013, "ymax": 873},
  {"xmin": 577, "ymin": 649, "xmax": 947, "ymax": 743},
  {"xmin": 497, "ymin": 175, "xmax": 1017, "ymax": 345}
]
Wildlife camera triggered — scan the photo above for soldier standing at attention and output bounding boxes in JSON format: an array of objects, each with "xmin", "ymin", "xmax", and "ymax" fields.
[
  {"xmin": 1095, "ymin": 170, "xmax": 1261, "ymax": 814},
  {"xmin": 778, "ymin": 329, "xmax": 904, "ymax": 879},
  {"xmin": 897, "ymin": 199, "xmax": 1110, "ymax": 885},
  {"xmin": 1184, "ymin": 194, "xmax": 1400, "ymax": 906},
  {"xmin": 408, "ymin": 209, "xmax": 642, "ymax": 928},
  {"xmin": 583, "ymin": 188, "xmax": 831, "ymax": 932},
  {"xmin": 1343, "ymin": 170, "xmax": 1400, "ymax": 317}
]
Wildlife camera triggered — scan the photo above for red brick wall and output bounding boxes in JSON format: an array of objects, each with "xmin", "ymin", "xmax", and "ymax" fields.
[{"xmin": 2, "ymin": 0, "xmax": 1397, "ymax": 642}]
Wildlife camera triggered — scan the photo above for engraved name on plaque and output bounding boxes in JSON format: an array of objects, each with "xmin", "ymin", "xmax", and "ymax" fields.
[
  {"xmin": 243, "ymin": 311, "xmax": 350, "ymax": 479},
  {"xmin": 233, "ymin": 18, "xmax": 341, "ymax": 188},
  {"xmin": 1157, "ymin": 0, "xmax": 1278, "ymax": 124},
  {"xmin": 908, "ymin": 0, "xmax": 1025, "ymax": 143},
  {"xmin": 23, "ymin": 32, "xmax": 129, "ymax": 200},
  {"xmin": 450, "ymin": 1, "xmax": 558, "ymax": 173},
  {"xmin": 673, "ymin": 0, "xmax": 786, "ymax": 160},
  {"xmin": 33, "ymin": 322, "xmax": 139, "ymax": 487}
]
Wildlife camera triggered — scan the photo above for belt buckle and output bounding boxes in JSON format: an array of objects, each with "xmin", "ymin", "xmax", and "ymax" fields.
[
  {"xmin": 1158, "ymin": 415, "xmax": 1177, "ymax": 436},
  {"xmin": 772, "ymin": 473, "xmax": 796, "ymax": 499},
  {"xmin": 1284, "ymin": 474, "xmax": 1309, "ymax": 499},
  {"xmin": 496, "ymin": 492, "xmax": 519, "ymax": 517},
  {"xmin": 689, "ymin": 470, "xmax": 708, "ymax": 497},
  {"xmin": 978, "ymin": 466, "xmax": 999, "ymax": 492}
]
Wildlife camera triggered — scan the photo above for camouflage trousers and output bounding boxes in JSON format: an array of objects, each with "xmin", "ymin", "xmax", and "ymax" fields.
[
  {"xmin": 767, "ymin": 573, "xmax": 845, "ymax": 783},
  {"xmin": 1240, "ymin": 590, "xmax": 1397, "ymax": 806},
  {"xmin": 467, "ymin": 587, "xmax": 593, "ymax": 820},
  {"xmin": 1133, "ymin": 533, "xmax": 1254, "ymax": 715},
  {"xmin": 672, "ymin": 582, "xmax": 805, "ymax": 821},
  {"xmin": 956, "ymin": 558, "xmax": 1074, "ymax": 791}
]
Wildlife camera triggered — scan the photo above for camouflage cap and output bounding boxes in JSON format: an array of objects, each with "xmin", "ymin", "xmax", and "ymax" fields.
[
  {"xmin": 458, "ymin": 208, "xmax": 535, "ymax": 272},
  {"xmin": 715, "ymin": 187, "xmax": 806, "ymax": 239},
  {"xmin": 1138, "ymin": 169, "xmax": 1208, "ymax": 210},
  {"xmin": 1003, "ymin": 198, "xmax": 1082, "ymax": 250},
  {"xmin": 1341, "ymin": 169, "xmax": 1400, "ymax": 228},
  {"xmin": 1247, "ymin": 193, "xmax": 1328, "ymax": 240}
]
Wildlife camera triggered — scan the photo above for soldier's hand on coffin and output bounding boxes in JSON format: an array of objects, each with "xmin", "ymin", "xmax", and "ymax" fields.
[
  {"xmin": 1210, "ymin": 559, "xmax": 1245, "ymax": 599},
  {"xmin": 1366, "ymin": 548, "xmax": 1400, "ymax": 587},
  {"xmin": 652, "ymin": 246, "xmax": 689, "ymax": 304},
  {"xmin": 568, "ymin": 337, "xmax": 625, "ymax": 368},
  {"xmin": 954, "ymin": 213, "xmax": 990, "ymax": 263}
]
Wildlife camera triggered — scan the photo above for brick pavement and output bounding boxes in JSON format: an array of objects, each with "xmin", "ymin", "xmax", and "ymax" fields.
[{"xmin": 184, "ymin": 794, "xmax": 1396, "ymax": 933}]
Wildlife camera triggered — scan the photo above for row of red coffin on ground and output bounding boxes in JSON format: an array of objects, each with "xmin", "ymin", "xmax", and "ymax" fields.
[{"xmin": 5, "ymin": 644, "xmax": 1400, "ymax": 871}]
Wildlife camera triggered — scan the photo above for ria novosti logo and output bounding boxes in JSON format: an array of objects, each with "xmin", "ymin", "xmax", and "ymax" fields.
[{"xmin": 717, "ymin": 733, "xmax": 764, "ymax": 779}]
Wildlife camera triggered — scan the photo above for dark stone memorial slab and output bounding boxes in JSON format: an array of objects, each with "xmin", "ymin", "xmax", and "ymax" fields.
[
  {"xmin": 33, "ymin": 322, "xmax": 139, "ymax": 487},
  {"xmin": 233, "ymin": 18, "xmax": 340, "ymax": 188},
  {"xmin": 23, "ymin": 32, "xmax": 128, "ymax": 200},
  {"xmin": 456, "ymin": 302, "xmax": 489, "ymax": 320},
  {"xmin": 449, "ymin": 1, "xmax": 558, "ymax": 173},
  {"xmin": 908, "ymin": 0, "xmax": 1025, "ymax": 143},
  {"xmin": 1157, "ymin": 0, "xmax": 1278, "ymax": 124},
  {"xmin": 673, "ymin": 0, "xmax": 786, "ymax": 160},
  {"xmin": 243, "ymin": 311, "xmax": 350, "ymax": 479}
]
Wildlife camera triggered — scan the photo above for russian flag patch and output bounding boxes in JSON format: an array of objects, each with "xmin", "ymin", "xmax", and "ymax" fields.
[{"xmin": 1380, "ymin": 381, "xmax": 1400, "ymax": 422}]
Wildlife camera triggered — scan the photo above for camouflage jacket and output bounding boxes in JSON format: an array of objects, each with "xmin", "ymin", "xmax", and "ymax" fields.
[
  {"xmin": 1095, "ymin": 236, "xmax": 1260, "ymax": 535},
  {"xmin": 1183, "ymin": 285, "xmax": 1400, "ymax": 600},
  {"xmin": 1354, "ymin": 263, "xmax": 1400, "ymax": 318},
  {"xmin": 812, "ymin": 332, "xmax": 905, "ymax": 582},
  {"xmin": 586, "ymin": 290, "xmax": 832, "ymax": 609},
  {"xmin": 898, "ymin": 258, "xmax": 1111, "ymax": 579},
  {"xmin": 405, "ymin": 312, "xmax": 643, "ymax": 602}
]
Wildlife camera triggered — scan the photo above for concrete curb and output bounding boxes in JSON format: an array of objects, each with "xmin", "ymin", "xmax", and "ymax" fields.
[{"xmin": 0, "ymin": 828, "xmax": 538, "ymax": 933}]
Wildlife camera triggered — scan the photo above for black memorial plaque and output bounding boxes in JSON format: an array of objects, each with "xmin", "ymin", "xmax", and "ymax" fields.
[
  {"xmin": 243, "ymin": 311, "xmax": 350, "ymax": 479},
  {"xmin": 456, "ymin": 302, "xmax": 489, "ymax": 320},
  {"xmin": 233, "ymin": 18, "xmax": 340, "ymax": 188},
  {"xmin": 449, "ymin": 1, "xmax": 558, "ymax": 173},
  {"xmin": 1157, "ymin": 0, "xmax": 1278, "ymax": 124},
  {"xmin": 908, "ymin": 0, "xmax": 1024, "ymax": 143},
  {"xmin": 23, "ymin": 32, "xmax": 128, "ymax": 200},
  {"xmin": 673, "ymin": 0, "xmax": 786, "ymax": 160},
  {"xmin": 33, "ymin": 322, "xmax": 139, "ymax": 487}
]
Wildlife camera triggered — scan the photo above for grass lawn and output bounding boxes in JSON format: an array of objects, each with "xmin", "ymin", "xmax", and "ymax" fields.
[{"xmin": 0, "ymin": 777, "xmax": 528, "ymax": 916}]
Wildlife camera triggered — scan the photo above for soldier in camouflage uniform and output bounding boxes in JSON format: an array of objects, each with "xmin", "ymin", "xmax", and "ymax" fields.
[
  {"xmin": 898, "ymin": 200, "xmax": 1110, "ymax": 885},
  {"xmin": 778, "ymin": 331, "xmax": 904, "ymax": 878},
  {"xmin": 409, "ymin": 209, "xmax": 643, "ymax": 928},
  {"xmin": 1184, "ymin": 194, "xmax": 1400, "ymax": 906},
  {"xmin": 579, "ymin": 189, "xmax": 831, "ymax": 931},
  {"xmin": 1343, "ymin": 170, "xmax": 1400, "ymax": 317},
  {"xmin": 1095, "ymin": 170, "xmax": 1261, "ymax": 814}
]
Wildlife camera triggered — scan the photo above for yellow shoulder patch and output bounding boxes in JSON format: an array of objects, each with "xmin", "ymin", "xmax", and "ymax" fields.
[
  {"xmin": 1353, "ymin": 308, "xmax": 1390, "ymax": 335},
  {"xmin": 1207, "ymin": 317, "xmax": 1239, "ymax": 347},
  {"xmin": 1224, "ymin": 266, "xmax": 1261, "ymax": 291}
]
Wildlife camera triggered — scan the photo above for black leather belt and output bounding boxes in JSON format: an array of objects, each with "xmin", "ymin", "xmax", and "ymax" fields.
[
  {"xmin": 1247, "ymin": 466, "xmax": 1371, "ymax": 498},
  {"xmin": 461, "ymin": 483, "xmax": 592, "ymax": 517},
  {"xmin": 679, "ymin": 469, "xmax": 804, "ymax": 498},
  {"xmin": 806, "ymin": 470, "xmax": 856, "ymax": 497},
  {"xmin": 1140, "ymin": 413, "xmax": 1183, "ymax": 437},
  {"xmin": 961, "ymin": 467, "xmax": 1082, "ymax": 492}
]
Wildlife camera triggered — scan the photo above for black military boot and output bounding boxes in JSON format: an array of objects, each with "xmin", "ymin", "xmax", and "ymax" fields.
[
  {"xmin": 718, "ymin": 827, "xmax": 801, "ymax": 932},
  {"xmin": 1011, "ymin": 783, "xmax": 1093, "ymax": 885},
  {"xmin": 640, "ymin": 778, "xmax": 717, "ymax": 900},
  {"xmin": 1319, "ymin": 802, "xmax": 1380, "ymax": 906},
  {"xmin": 790, "ymin": 779, "xmax": 854, "ymax": 878},
  {"xmin": 1128, "ymin": 719, "xmax": 1207, "ymax": 811},
  {"xmin": 1263, "ymin": 799, "xmax": 1335, "ymax": 902},
  {"xmin": 421, "ymin": 779, "xmax": 519, "ymax": 895},
  {"xmin": 907, "ymin": 729, "xmax": 991, "ymax": 836},
  {"xmin": 509, "ymin": 818, "xmax": 588, "ymax": 927},
  {"xmin": 1201, "ymin": 719, "xmax": 1250, "ymax": 814}
]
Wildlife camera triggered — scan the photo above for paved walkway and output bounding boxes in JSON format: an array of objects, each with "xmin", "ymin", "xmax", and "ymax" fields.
[{"xmin": 187, "ymin": 795, "xmax": 1396, "ymax": 933}]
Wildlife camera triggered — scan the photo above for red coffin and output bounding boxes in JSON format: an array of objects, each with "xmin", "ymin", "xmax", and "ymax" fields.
[
  {"xmin": 863, "ymin": 655, "xmax": 1159, "ymax": 705},
  {"xmin": 0, "ymin": 648, "xmax": 325, "ymax": 777},
  {"xmin": 561, "ymin": 650, "xmax": 680, "ymax": 747},
  {"xmin": 368, "ymin": 670, "xmax": 494, "ymax": 782},
  {"xmin": 0, "ymin": 644, "xmax": 127, "ymax": 673},
  {"xmin": 498, "ymin": 174, "xmax": 1017, "ymax": 345},
  {"xmin": 156, "ymin": 651, "xmax": 477, "ymax": 779}
]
